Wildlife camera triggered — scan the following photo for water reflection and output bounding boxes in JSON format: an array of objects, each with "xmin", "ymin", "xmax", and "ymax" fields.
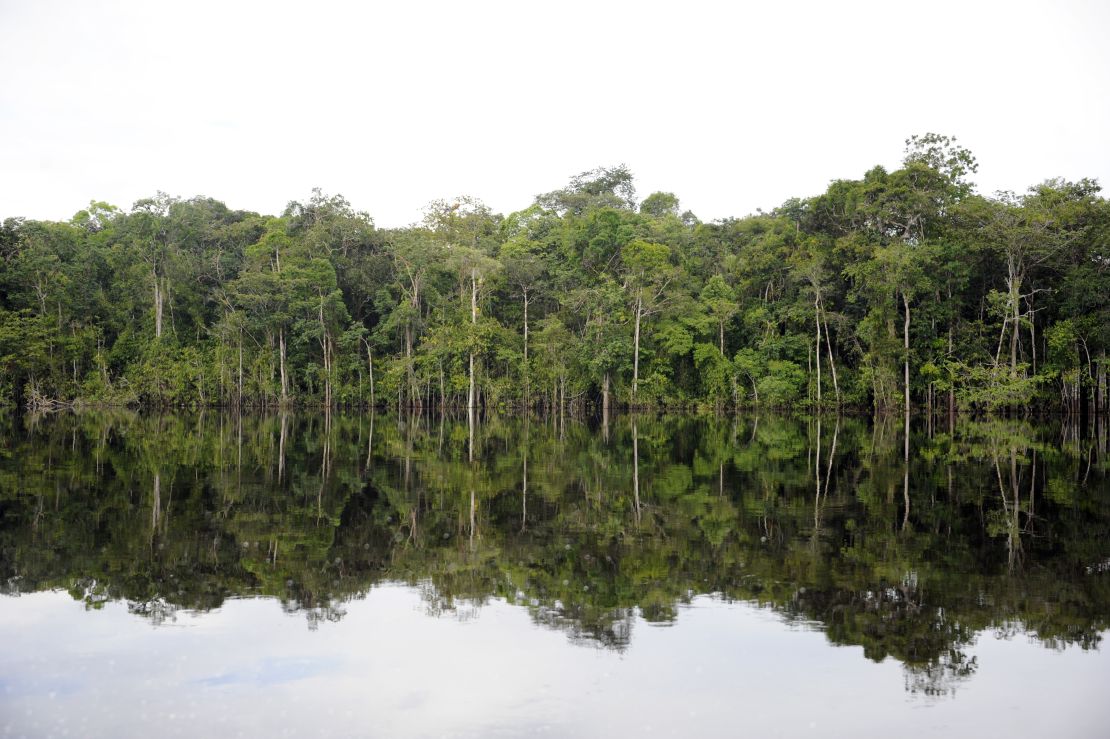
[{"xmin": 1, "ymin": 411, "xmax": 1108, "ymax": 697}]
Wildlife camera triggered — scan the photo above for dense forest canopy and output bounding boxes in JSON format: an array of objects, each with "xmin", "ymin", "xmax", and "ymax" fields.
[{"xmin": 1, "ymin": 135, "xmax": 1107, "ymax": 413}]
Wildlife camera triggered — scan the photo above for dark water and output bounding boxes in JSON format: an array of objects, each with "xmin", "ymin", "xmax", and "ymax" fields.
[{"xmin": 1, "ymin": 412, "xmax": 1108, "ymax": 738}]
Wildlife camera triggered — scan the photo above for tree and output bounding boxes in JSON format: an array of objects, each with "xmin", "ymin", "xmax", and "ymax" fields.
[
  {"xmin": 385, "ymin": 229, "xmax": 445, "ymax": 405},
  {"xmin": 640, "ymin": 192, "xmax": 680, "ymax": 218},
  {"xmin": 699, "ymin": 274, "xmax": 739, "ymax": 358},
  {"xmin": 500, "ymin": 236, "xmax": 547, "ymax": 401},
  {"xmin": 422, "ymin": 196, "xmax": 502, "ymax": 411},
  {"xmin": 536, "ymin": 164, "xmax": 637, "ymax": 216},
  {"xmin": 620, "ymin": 240, "xmax": 675, "ymax": 406},
  {"xmin": 972, "ymin": 180, "xmax": 1096, "ymax": 387}
]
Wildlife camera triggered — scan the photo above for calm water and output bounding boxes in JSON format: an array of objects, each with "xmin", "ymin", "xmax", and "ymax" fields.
[{"xmin": 1, "ymin": 412, "xmax": 1108, "ymax": 738}]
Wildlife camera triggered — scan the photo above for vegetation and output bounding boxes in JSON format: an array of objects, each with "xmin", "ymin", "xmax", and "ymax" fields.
[
  {"xmin": 1, "ymin": 134, "xmax": 1108, "ymax": 413},
  {"xmin": 1, "ymin": 411, "xmax": 1107, "ymax": 695}
]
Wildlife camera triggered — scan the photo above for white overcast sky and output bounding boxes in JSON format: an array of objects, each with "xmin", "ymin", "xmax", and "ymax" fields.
[{"xmin": 2, "ymin": 0, "xmax": 1108, "ymax": 226}]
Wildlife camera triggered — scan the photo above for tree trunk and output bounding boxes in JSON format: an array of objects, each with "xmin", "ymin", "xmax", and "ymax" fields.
[
  {"xmin": 468, "ymin": 268, "xmax": 478, "ymax": 412},
  {"xmin": 820, "ymin": 299, "xmax": 839, "ymax": 406},
  {"xmin": 325, "ymin": 336, "xmax": 332, "ymax": 407},
  {"xmin": 1030, "ymin": 300, "xmax": 1037, "ymax": 375},
  {"xmin": 368, "ymin": 346, "xmax": 375, "ymax": 407},
  {"xmin": 1009, "ymin": 275, "xmax": 1021, "ymax": 379},
  {"xmin": 407, "ymin": 280, "xmax": 420, "ymax": 406},
  {"xmin": 903, "ymin": 292, "xmax": 911, "ymax": 417},
  {"xmin": 153, "ymin": 268, "xmax": 163, "ymax": 339},
  {"xmin": 278, "ymin": 327, "xmax": 289, "ymax": 405},
  {"xmin": 815, "ymin": 295, "xmax": 822, "ymax": 407},
  {"xmin": 1099, "ymin": 350, "xmax": 1107, "ymax": 416},
  {"xmin": 404, "ymin": 321, "xmax": 413, "ymax": 407},
  {"xmin": 237, "ymin": 329, "xmax": 243, "ymax": 406},
  {"xmin": 319, "ymin": 297, "xmax": 331, "ymax": 408},
  {"xmin": 522, "ymin": 290, "xmax": 529, "ymax": 403},
  {"xmin": 632, "ymin": 294, "xmax": 642, "ymax": 406},
  {"xmin": 948, "ymin": 324, "xmax": 955, "ymax": 423}
]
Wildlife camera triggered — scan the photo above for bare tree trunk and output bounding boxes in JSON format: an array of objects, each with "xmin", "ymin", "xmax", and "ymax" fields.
[
  {"xmin": 632, "ymin": 295, "xmax": 642, "ymax": 406},
  {"xmin": 361, "ymin": 338, "xmax": 376, "ymax": 408},
  {"xmin": 153, "ymin": 268, "xmax": 163, "ymax": 339},
  {"xmin": 1009, "ymin": 274, "xmax": 1021, "ymax": 379},
  {"xmin": 903, "ymin": 292, "xmax": 911, "ymax": 417},
  {"xmin": 1030, "ymin": 303, "xmax": 1037, "ymax": 375},
  {"xmin": 522, "ymin": 290, "xmax": 530, "ymax": 404},
  {"xmin": 318, "ymin": 296, "xmax": 331, "ymax": 407},
  {"xmin": 948, "ymin": 324, "xmax": 956, "ymax": 423},
  {"xmin": 1082, "ymin": 339, "xmax": 1095, "ymax": 421},
  {"xmin": 821, "ymin": 302, "xmax": 840, "ymax": 406},
  {"xmin": 522, "ymin": 291, "xmax": 529, "ymax": 365},
  {"xmin": 278, "ymin": 327, "xmax": 289, "ymax": 405},
  {"xmin": 404, "ymin": 322, "xmax": 413, "ymax": 407},
  {"xmin": 468, "ymin": 268, "xmax": 477, "ymax": 412},
  {"xmin": 406, "ymin": 278, "xmax": 420, "ymax": 407},
  {"xmin": 815, "ymin": 295, "xmax": 822, "ymax": 407},
  {"xmin": 1099, "ymin": 350, "xmax": 1107, "ymax": 416},
  {"xmin": 237, "ymin": 329, "xmax": 243, "ymax": 406},
  {"xmin": 35, "ymin": 281, "xmax": 47, "ymax": 317}
]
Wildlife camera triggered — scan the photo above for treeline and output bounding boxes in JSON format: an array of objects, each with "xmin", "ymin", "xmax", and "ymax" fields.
[{"xmin": 1, "ymin": 134, "xmax": 1108, "ymax": 413}]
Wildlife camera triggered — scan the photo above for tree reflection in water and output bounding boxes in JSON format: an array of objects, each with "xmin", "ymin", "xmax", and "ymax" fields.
[{"xmin": 1, "ymin": 410, "xmax": 1107, "ymax": 695}]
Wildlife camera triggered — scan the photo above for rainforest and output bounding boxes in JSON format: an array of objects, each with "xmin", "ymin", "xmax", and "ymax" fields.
[{"xmin": 1, "ymin": 134, "xmax": 1108, "ymax": 415}]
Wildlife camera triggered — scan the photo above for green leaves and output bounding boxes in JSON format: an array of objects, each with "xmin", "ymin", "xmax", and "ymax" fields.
[{"xmin": 0, "ymin": 141, "xmax": 1106, "ymax": 412}]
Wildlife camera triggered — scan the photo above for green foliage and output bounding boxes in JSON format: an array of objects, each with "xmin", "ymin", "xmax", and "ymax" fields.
[
  {"xmin": 949, "ymin": 361, "xmax": 1046, "ymax": 411},
  {"xmin": 756, "ymin": 360, "xmax": 806, "ymax": 406},
  {"xmin": 0, "ymin": 143, "xmax": 1106, "ymax": 413}
]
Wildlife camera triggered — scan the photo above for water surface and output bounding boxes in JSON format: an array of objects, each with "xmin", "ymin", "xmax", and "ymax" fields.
[{"xmin": 1, "ymin": 412, "xmax": 1108, "ymax": 737}]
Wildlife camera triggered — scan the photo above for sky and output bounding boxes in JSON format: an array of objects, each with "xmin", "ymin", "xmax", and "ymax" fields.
[{"xmin": 2, "ymin": 0, "xmax": 1109, "ymax": 226}]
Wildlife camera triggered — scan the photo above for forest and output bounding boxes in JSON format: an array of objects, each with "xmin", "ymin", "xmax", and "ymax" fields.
[{"xmin": 1, "ymin": 134, "xmax": 1107, "ymax": 414}]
